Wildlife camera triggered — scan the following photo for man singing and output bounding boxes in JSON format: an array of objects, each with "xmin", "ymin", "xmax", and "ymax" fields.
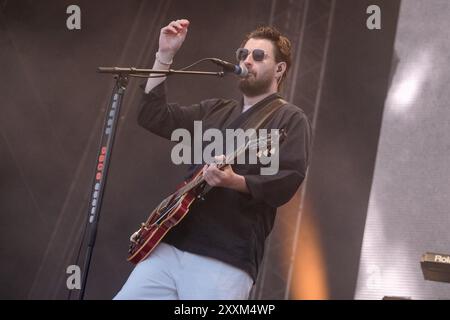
[{"xmin": 115, "ymin": 19, "xmax": 311, "ymax": 300}]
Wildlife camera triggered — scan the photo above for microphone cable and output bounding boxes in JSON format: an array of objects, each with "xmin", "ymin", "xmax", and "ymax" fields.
[{"xmin": 127, "ymin": 57, "xmax": 235, "ymax": 79}]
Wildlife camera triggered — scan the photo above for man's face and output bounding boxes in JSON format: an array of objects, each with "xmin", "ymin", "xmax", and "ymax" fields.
[{"xmin": 238, "ymin": 38, "xmax": 278, "ymax": 97}]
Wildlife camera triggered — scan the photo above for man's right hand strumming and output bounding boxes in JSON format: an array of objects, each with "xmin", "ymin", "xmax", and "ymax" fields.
[{"xmin": 145, "ymin": 19, "xmax": 190, "ymax": 93}]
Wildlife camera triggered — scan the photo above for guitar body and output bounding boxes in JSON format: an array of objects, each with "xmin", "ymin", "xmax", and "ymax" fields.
[
  {"xmin": 127, "ymin": 169, "xmax": 203, "ymax": 264},
  {"xmin": 126, "ymin": 130, "xmax": 283, "ymax": 265}
]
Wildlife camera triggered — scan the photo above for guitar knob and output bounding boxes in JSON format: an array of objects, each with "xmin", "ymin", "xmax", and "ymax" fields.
[
  {"xmin": 130, "ymin": 231, "xmax": 140, "ymax": 243},
  {"xmin": 141, "ymin": 222, "xmax": 149, "ymax": 231}
]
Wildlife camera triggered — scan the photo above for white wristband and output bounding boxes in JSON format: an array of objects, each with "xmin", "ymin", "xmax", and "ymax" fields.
[{"xmin": 155, "ymin": 52, "xmax": 173, "ymax": 65}]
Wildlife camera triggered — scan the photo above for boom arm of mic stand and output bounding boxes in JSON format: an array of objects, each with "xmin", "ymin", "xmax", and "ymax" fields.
[{"xmin": 97, "ymin": 67, "xmax": 225, "ymax": 77}]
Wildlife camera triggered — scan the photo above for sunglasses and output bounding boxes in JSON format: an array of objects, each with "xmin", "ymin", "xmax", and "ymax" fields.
[{"xmin": 235, "ymin": 48, "xmax": 268, "ymax": 62}]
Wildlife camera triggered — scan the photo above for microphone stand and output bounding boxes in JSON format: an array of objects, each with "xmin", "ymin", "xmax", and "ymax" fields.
[{"xmin": 77, "ymin": 66, "xmax": 224, "ymax": 300}]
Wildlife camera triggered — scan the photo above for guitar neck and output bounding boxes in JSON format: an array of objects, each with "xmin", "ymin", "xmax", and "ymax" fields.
[
  {"xmin": 174, "ymin": 132, "xmax": 275, "ymax": 197},
  {"xmin": 175, "ymin": 162, "xmax": 228, "ymax": 196}
]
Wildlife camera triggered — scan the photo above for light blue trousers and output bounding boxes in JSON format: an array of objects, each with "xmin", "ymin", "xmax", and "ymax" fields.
[{"xmin": 114, "ymin": 242, "xmax": 253, "ymax": 300}]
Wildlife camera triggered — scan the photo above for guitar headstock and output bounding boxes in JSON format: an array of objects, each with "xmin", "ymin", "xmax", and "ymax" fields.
[{"xmin": 222, "ymin": 129, "xmax": 287, "ymax": 165}]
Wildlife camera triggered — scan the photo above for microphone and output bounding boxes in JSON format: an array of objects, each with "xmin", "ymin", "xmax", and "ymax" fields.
[{"xmin": 210, "ymin": 58, "xmax": 248, "ymax": 77}]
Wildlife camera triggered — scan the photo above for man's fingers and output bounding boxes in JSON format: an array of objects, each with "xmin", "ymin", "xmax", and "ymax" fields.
[
  {"xmin": 174, "ymin": 19, "xmax": 190, "ymax": 28},
  {"xmin": 178, "ymin": 19, "xmax": 190, "ymax": 26},
  {"xmin": 212, "ymin": 155, "xmax": 226, "ymax": 166},
  {"xmin": 170, "ymin": 21, "xmax": 183, "ymax": 30},
  {"xmin": 169, "ymin": 20, "xmax": 189, "ymax": 34},
  {"xmin": 162, "ymin": 26, "xmax": 178, "ymax": 34},
  {"xmin": 203, "ymin": 162, "xmax": 229, "ymax": 187},
  {"xmin": 203, "ymin": 165, "xmax": 214, "ymax": 176},
  {"xmin": 203, "ymin": 167, "xmax": 213, "ymax": 185},
  {"xmin": 206, "ymin": 166, "xmax": 225, "ymax": 179},
  {"xmin": 204, "ymin": 174, "xmax": 220, "ymax": 187},
  {"xmin": 166, "ymin": 19, "xmax": 189, "ymax": 33}
]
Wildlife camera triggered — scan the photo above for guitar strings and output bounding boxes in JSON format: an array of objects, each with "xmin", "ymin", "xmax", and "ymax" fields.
[{"xmin": 145, "ymin": 134, "xmax": 272, "ymax": 227}]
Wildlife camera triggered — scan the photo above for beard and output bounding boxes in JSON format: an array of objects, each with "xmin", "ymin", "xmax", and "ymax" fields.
[{"xmin": 238, "ymin": 71, "xmax": 273, "ymax": 97}]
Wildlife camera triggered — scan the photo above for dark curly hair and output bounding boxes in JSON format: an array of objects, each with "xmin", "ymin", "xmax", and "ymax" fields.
[{"xmin": 241, "ymin": 26, "xmax": 292, "ymax": 90}]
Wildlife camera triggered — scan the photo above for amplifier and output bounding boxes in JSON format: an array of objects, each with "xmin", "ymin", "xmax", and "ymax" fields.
[{"xmin": 421, "ymin": 252, "xmax": 450, "ymax": 283}]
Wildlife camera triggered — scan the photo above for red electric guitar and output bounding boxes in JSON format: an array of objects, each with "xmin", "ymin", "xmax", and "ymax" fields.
[{"xmin": 127, "ymin": 131, "xmax": 285, "ymax": 264}]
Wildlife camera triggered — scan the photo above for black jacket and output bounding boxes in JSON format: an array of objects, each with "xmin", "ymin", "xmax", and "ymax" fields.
[{"xmin": 137, "ymin": 82, "xmax": 312, "ymax": 281}]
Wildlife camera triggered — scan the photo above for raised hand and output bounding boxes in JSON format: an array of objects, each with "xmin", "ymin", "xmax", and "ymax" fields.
[{"xmin": 158, "ymin": 19, "xmax": 190, "ymax": 61}]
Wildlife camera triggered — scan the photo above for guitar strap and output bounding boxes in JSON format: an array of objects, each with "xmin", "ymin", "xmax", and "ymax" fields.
[{"xmin": 239, "ymin": 97, "xmax": 287, "ymax": 131}]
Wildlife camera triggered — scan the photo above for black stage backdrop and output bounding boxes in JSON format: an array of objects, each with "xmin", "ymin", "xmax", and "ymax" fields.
[{"xmin": 0, "ymin": 0, "xmax": 400, "ymax": 299}]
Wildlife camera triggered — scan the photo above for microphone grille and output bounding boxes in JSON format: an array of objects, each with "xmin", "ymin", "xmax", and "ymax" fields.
[{"xmin": 239, "ymin": 64, "xmax": 248, "ymax": 77}]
